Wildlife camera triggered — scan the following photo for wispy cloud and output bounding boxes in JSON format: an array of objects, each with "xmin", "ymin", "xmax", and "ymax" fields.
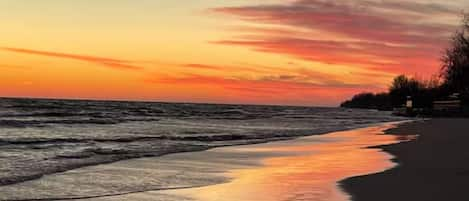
[
  {"xmin": 146, "ymin": 72, "xmax": 382, "ymax": 105},
  {"xmin": 211, "ymin": 0, "xmax": 463, "ymax": 75},
  {"xmin": 182, "ymin": 64, "xmax": 225, "ymax": 70},
  {"xmin": 148, "ymin": 71, "xmax": 382, "ymax": 92},
  {"xmin": 179, "ymin": 63, "xmax": 272, "ymax": 73},
  {"xmin": 149, "ymin": 60, "xmax": 393, "ymax": 95},
  {"xmin": 2, "ymin": 47, "xmax": 143, "ymax": 70}
]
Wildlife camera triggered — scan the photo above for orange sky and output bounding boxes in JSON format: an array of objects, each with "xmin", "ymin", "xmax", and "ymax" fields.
[{"xmin": 1, "ymin": 0, "xmax": 467, "ymax": 106}]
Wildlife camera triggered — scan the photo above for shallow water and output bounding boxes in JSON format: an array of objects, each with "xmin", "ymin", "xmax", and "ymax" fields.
[
  {"xmin": 0, "ymin": 123, "xmax": 415, "ymax": 201},
  {"xmin": 164, "ymin": 123, "xmax": 416, "ymax": 201},
  {"xmin": 0, "ymin": 98, "xmax": 404, "ymax": 187}
]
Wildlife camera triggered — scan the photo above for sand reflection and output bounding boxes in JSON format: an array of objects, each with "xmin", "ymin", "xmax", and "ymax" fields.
[{"xmin": 169, "ymin": 123, "xmax": 415, "ymax": 201}]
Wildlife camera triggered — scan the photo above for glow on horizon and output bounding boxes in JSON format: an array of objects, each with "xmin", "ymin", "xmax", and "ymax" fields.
[{"xmin": 1, "ymin": 0, "xmax": 467, "ymax": 106}]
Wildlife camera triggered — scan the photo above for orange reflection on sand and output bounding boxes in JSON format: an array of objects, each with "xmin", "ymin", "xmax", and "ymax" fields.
[{"xmin": 173, "ymin": 124, "xmax": 415, "ymax": 201}]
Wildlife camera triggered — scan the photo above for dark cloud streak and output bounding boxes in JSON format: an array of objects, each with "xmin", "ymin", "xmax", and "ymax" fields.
[{"xmin": 2, "ymin": 47, "xmax": 143, "ymax": 70}]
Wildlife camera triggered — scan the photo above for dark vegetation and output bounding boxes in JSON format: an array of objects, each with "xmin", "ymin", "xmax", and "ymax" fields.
[
  {"xmin": 341, "ymin": 14, "xmax": 469, "ymax": 114},
  {"xmin": 341, "ymin": 75, "xmax": 440, "ymax": 110}
]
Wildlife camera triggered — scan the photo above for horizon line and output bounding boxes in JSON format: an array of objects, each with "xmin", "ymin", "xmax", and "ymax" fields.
[{"xmin": 0, "ymin": 96, "xmax": 339, "ymax": 108}]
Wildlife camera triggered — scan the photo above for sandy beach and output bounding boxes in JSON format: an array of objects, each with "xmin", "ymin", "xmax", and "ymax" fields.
[
  {"xmin": 0, "ymin": 122, "xmax": 414, "ymax": 201},
  {"xmin": 342, "ymin": 118, "xmax": 469, "ymax": 201}
]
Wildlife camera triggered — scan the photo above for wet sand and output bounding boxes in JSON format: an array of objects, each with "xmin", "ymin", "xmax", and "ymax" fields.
[
  {"xmin": 163, "ymin": 123, "xmax": 412, "ymax": 201},
  {"xmin": 74, "ymin": 123, "xmax": 412, "ymax": 201},
  {"xmin": 342, "ymin": 118, "xmax": 469, "ymax": 201},
  {"xmin": 0, "ymin": 122, "xmax": 413, "ymax": 201}
]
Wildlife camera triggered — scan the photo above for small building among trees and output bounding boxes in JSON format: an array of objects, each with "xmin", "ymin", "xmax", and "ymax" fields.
[{"xmin": 341, "ymin": 14, "xmax": 469, "ymax": 117}]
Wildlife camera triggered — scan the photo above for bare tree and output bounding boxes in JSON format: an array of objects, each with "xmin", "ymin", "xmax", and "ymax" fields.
[{"xmin": 441, "ymin": 14, "xmax": 469, "ymax": 93}]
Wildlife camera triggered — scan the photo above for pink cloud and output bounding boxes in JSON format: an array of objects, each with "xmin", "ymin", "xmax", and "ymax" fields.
[{"xmin": 211, "ymin": 0, "xmax": 461, "ymax": 76}]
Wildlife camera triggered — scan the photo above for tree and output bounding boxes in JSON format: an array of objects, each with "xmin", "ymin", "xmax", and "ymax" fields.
[
  {"xmin": 340, "ymin": 92, "xmax": 392, "ymax": 111},
  {"xmin": 343, "ymin": 14, "xmax": 469, "ymax": 111},
  {"xmin": 441, "ymin": 14, "xmax": 469, "ymax": 94},
  {"xmin": 389, "ymin": 75, "xmax": 424, "ymax": 107}
]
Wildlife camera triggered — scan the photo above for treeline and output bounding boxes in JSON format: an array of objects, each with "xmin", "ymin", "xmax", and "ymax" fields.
[
  {"xmin": 341, "ymin": 14, "xmax": 469, "ymax": 111},
  {"xmin": 340, "ymin": 92, "xmax": 391, "ymax": 110},
  {"xmin": 340, "ymin": 75, "xmax": 441, "ymax": 110}
]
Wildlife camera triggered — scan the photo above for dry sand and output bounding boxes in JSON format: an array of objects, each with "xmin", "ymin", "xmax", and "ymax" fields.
[{"xmin": 341, "ymin": 118, "xmax": 469, "ymax": 201}]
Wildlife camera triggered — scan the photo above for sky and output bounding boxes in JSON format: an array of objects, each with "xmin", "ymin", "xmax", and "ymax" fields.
[{"xmin": 1, "ymin": 0, "xmax": 468, "ymax": 106}]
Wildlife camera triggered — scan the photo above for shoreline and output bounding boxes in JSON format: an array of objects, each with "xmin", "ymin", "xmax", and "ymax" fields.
[
  {"xmin": 341, "ymin": 118, "xmax": 469, "ymax": 201},
  {"xmin": 0, "ymin": 118, "xmax": 403, "ymax": 188},
  {"xmin": 116, "ymin": 122, "xmax": 414, "ymax": 201},
  {"xmin": 0, "ymin": 121, "xmax": 414, "ymax": 201}
]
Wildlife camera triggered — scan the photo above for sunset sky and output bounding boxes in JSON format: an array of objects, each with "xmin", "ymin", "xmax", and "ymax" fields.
[{"xmin": 1, "ymin": 0, "xmax": 468, "ymax": 106}]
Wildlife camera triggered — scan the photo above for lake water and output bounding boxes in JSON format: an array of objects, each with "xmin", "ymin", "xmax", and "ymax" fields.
[
  {"xmin": 0, "ymin": 123, "xmax": 415, "ymax": 201},
  {"xmin": 0, "ymin": 98, "xmax": 406, "ymax": 200}
]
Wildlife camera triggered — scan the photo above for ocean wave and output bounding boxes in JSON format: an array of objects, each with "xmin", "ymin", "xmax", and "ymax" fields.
[{"xmin": 0, "ymin": 98, "xmax": 406, "ymax": 187}]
